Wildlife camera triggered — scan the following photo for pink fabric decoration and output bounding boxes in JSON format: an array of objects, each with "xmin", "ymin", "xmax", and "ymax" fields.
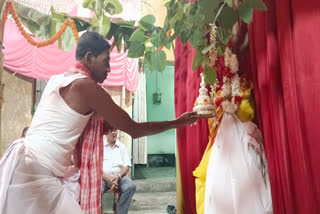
[{"xmin": 3, "ymin": 20, "xmax": 139, "ymax": 92}]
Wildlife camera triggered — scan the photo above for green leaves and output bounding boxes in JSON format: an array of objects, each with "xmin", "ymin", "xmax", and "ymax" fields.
[
  {"xmin": 199, "ymin": 0, "xmax": 221, "ymax": 24},
  {"xmin": 16, "ymin": 0, "xmax": 269, "ymax": 76},
  {"xmin": 83, "ymin": 0, "xmax": 95, "ymax": 10},
  {"xmin": 127, "ymin": 29, "xmax": 147, "ymax": 58},
  {"xmin": 82, "ymin": 0, "xmax": 123, "ymax": 37},
  {"xmin": 151, "ymin": 50, "xmax": 167, "ymax": 72},
  {"xmin": 192, "ymin": 52, "xmax": 217, "ymax": 85},
  {"xmin": 151, "ymin": 31, "xmax": 170, "ymax": 48},
  {"xmin": 127, "ymin": 42, "xmax": 145, "ymax": 58},
  {"xmin": 169, "ymin": 3, "xmax": 184, "ymax": 29},
  {"xmin": 144, "ymin": 50, "xmax": 167, "ymax": 72},
  {"xmin": 83, "ymin": 0, "xmax": 123, "ymax": 15},
  {"xmin": 50, "ymin": 9, "xmax": 66, "ymax": 23},
  {"xmin": 202, "ymin": 44, "xmax": 215, "ymax": 54},
  {"xmin": 98, "ymin": 14, "xmax": 111, "ymax": 36},
  {"xmin": 189, "ymin": 28, "xmax": 205, "ymax": 52},
  {"xmin": 138, "ymin": 15, "xmax": 156, "ymax": 31},
  {"xmin": 192, "ymin": 52, "xmax": 206, "ymax": 71},
  {"xmin": 91, "ymin": 15, "xmax": 99, "ymax": 27},
  {"xmin": 221, "ymin": 6, "xmax": 238, "ymax": 30},
  {"xmin": 129, "ymin": 29, "xmax": 147, "ymax": 43},
  {"xmin": 62, "ymin": 26, "xmax": 76, "ymax": 51},
  {"xmin": 225, "ymin": 0, "xmax": 233, "ymax": 7},
  {"xmin": 203, "ymin": 65, "xmax": 217, "ymax": 85},
  {"xmin": 239, "ymin": 4, "xmax": 254, "ymax": 23},
  {"xmin": 95, "ymin": 0, "xmax": 104, "ymax": 17},
  {"xmin": 104, "ymin": 0, "xmax": 123, "ymax": 15}
]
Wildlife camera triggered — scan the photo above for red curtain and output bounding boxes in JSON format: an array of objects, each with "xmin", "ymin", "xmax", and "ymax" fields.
[
  {"xmin": 249, "ymin": 0, "xmax": 320, "ymax": 213},
  {"xmin": 175, "ymin": 37, "xmax": 209, "ymax": 214}
]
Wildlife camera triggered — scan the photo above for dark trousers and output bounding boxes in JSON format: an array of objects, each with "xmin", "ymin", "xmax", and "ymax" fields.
[{"xmin": 101, "ymin": 176, "xmax": 136, "ymax": 214}]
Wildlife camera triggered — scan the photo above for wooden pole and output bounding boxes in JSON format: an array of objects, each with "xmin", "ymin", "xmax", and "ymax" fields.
[{"xmin": 0, "ymin": 0, "xmax": 7, "ymax": 155}]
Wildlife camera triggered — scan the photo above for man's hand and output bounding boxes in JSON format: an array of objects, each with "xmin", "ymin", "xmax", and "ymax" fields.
[
  {"xmin": 103, "ymin": 173, "xmax": 116, "ymax": 188},
  {"xmin": 176, "ymin": 112, "xmax": 214, "ymax": 127},
  {"xmin": 108, "ymin": 176, "xmax": 120, "ymax": 193},
  {"xmin": 112, "ymin": 176, "xmax": 120, "ymax": 185},
  {"xmin": 109, "ymin": 184, "xmax": 118, "ymax": 193}
]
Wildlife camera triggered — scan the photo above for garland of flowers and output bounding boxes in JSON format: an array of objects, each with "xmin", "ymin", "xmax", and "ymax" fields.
[
  {"xmin": 212, "ymin": 47, "xmax": 241, "ymax": 114},
  {"xmin": 2, "ymin": 1, "xmax": 79, "ymax": 48}
]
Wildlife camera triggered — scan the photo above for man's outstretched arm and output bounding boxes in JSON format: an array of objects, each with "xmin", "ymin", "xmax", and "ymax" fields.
[{"xmin": 76, "ymin": 79, "xmax": 211, "ymax": 138}]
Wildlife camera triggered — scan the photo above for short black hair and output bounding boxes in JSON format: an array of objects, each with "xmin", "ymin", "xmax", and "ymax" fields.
[{"xmin": 76, "ymin": 31, "xmax": 111, "ymax": 60}]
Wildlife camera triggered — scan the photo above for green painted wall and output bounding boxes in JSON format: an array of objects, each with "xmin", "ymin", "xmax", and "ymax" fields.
[{"xmin": 146, "ymin": 64, "xmax": 176, "ymax": 154}]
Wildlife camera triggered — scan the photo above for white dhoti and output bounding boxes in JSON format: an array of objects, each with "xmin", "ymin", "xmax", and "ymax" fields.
[
  {"xmin": 204, "ymin": 114, "xmax": 273, "ymax": 214},
  {"xmin": 0, "ymin": 140, "xmax": 83, "ymax": 214}
]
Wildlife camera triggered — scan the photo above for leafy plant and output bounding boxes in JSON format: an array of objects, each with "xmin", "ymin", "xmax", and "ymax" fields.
[
  {"xmin": 15, "ymin": 0, "xmax": 267, "ymax": 82},
  {"xmin": 85, "ymin": 0, "xmax": 267, "ymax": 77}
]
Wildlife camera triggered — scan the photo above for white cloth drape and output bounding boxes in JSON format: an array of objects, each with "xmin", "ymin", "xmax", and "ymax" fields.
[
  {"xmin": 0, "ymin": 140, "xmax": 82, "ymax": 214},
  {"xmin": 204, "ymin": 114, "xmax": 273, "ymax": 214},
  {"xmin": 133, "ymin": 71, "xmax": 147, "ymax": 164}
]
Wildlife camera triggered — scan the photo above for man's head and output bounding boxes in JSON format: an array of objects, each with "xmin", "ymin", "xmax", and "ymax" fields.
[
  {"xmin": 103, "ymin": 121, "xmax": 118, "ymax": 144},
  {"xmin": 76, "ymin": 32, "xmax": 111, "ymax": 83}
]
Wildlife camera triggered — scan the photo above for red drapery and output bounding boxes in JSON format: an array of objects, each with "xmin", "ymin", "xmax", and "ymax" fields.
[
  {"xmin": 175, "ymin": 37, "xmax": 209, "ymax": 214},
  {"xmin": 249, "ymin": 0, "xmax": 320, "ymax": 213}
]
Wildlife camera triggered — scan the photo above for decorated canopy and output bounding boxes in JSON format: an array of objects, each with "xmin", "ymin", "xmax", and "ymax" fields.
[{"xmin": 2, "ymin": 0, "xmax": 142, "ymax": 92}]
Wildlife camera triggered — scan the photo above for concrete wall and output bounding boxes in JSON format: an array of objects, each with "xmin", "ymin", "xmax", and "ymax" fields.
[
  {"xmin": 146, "ymin": 64, "xmax": 176, "ymax": 154},
  {"xmin": 0, "ymin": 69, "xmax": 34, "ymax": 156}
]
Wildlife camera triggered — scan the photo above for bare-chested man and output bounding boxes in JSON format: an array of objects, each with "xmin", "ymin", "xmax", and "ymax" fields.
[{"xmin": 0, "ymin": 32, "xmax": 209, "ymax": 214}]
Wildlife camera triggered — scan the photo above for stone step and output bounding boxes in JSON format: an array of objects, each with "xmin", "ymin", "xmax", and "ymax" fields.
[
  {"xmin": 134, "ymin": 177, "xmax": 176, "ymax": 193},
  {"xmin": 129, "ymin": 192, "xmax": 176, "ymax": 211}
]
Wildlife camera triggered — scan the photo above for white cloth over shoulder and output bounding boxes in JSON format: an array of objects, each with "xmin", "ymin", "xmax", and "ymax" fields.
[{"xmin": 204, "ymin": 113, "xmax": 273, "ymax": 214}]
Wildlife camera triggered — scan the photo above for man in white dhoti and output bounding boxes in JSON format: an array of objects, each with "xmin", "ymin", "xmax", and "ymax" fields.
[{"xmin": 0, "ymin": 32, "xmax": 208, "ymax": 214}]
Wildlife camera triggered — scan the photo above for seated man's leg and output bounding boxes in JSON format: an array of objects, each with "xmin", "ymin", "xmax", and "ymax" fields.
[
  {"xmin": 101, "ymin": 180, "xmax": 109, "ymax": 194},
  {"xmin": 117, "ymin": 176, "xmax": 136, "ymax": 214},
  {"xmin": 101, "ymin": 180, "xmax": 110, "ymax": 214}
]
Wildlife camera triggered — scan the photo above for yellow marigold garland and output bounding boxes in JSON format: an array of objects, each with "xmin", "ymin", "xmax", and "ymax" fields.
[{"xmin": 2, "ymin": 1, "xmax": 80, "ymax": 48}]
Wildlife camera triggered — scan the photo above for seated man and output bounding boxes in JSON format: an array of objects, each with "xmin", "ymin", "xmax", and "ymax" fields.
[{"xmin": 102, "ymin": 123, "xmax": 136, "ymax": 214}]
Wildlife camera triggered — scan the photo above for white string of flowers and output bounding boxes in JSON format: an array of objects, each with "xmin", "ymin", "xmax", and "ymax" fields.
[{"xmin": 220, "ymin": 47, "xmax": 241, "ymax": 114}]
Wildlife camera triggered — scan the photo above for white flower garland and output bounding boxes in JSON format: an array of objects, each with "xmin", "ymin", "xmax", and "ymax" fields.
[
  {"xmin": 229, "ymin": 54, "xmax": 239, "ymax": 73},
  {"xmin": 209, "ymin": 24, "xmax": 218, "ymax": 67},
  {"xmin": 222, "ymin": 100, "xmax": 238, "ymax": 113},
  {"xmin": 221, "ymin": 82, "xmax": 232, "ymax": 98},
  {"xmin": 231, "ymin": 74, "xmax": 240, "ymax": 97},
  {"xmin": 217, "ymin": 48, "xmax": 241, "ymax": 114}
]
